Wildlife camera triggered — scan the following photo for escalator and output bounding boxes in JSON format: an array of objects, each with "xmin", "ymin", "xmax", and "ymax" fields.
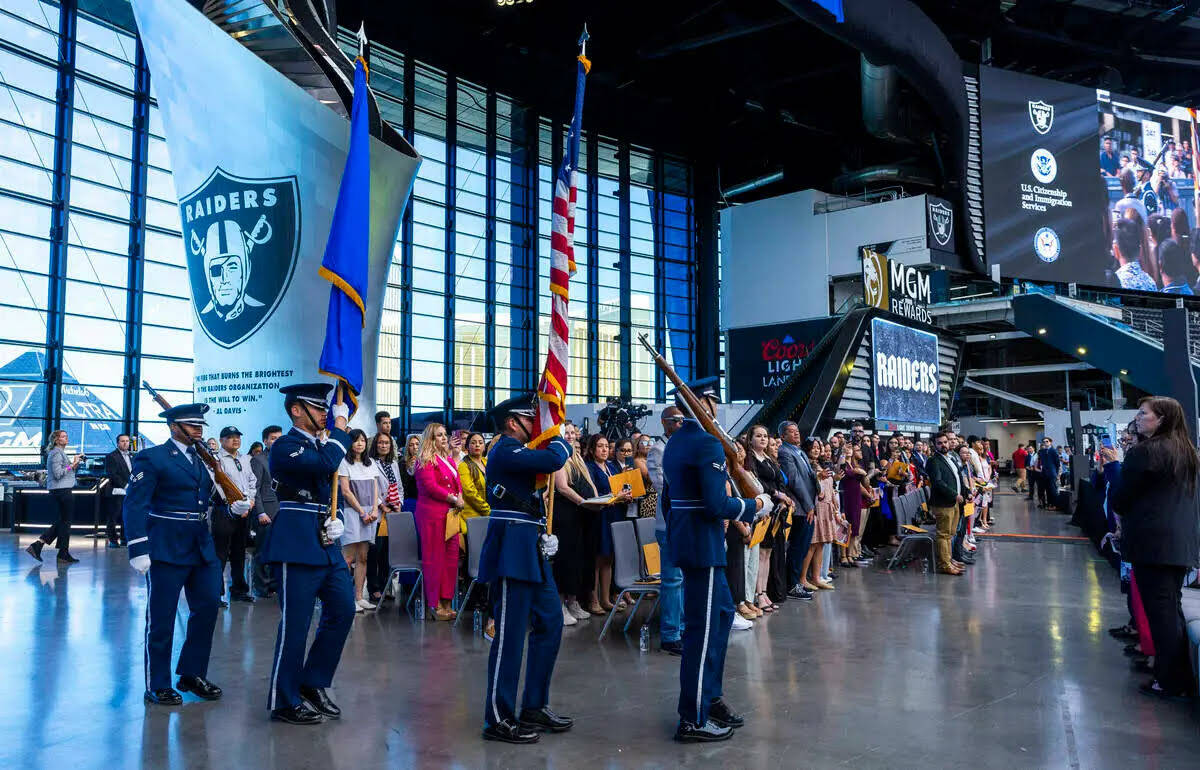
[{"xmin": 1010, "ymin": 293, "xmax": 1200, "ymax": 396}]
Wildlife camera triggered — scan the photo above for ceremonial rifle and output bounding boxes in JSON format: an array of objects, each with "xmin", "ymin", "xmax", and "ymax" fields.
[
  {"xmin": 637, "ymin": 334, "xmax": 762, "ymax": 499},
  {"xmin": 142, "ymin": 381, "xmax": 246, "ymax": 504}
]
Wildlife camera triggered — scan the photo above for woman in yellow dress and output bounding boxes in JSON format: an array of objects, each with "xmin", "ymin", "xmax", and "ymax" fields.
[{"xmin": 457, "ymin": 432, "xmax": 490, "ymax": 544}]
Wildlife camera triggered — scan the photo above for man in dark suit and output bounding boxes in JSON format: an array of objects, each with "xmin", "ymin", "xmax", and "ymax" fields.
[
  {"xmin": 928, "ymin": 431, "xmax": 964, "ymax": 575},
  {"xmin": 776, "ymin": 420, "xmax": 816, "ymax": 601},
  {"xmin": 102, "ymin": 434, "xmax": 134, "ymax": 547},
  {"xmin": 249, "ymin": 425, "xmax": 283, "ymax": 597},
  {"xmin": 1037, "ymin": 438, "xmax": 1061, "ymax": 508}
]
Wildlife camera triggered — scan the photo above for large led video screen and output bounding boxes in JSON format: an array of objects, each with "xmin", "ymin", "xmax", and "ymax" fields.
[
  {"xmin": 871, "ymin": 318, "xmax": 940, "ymax": 427},
  {"xmin": 980, "ymin": 66, "xmax": 1198, "ymax": 294}
]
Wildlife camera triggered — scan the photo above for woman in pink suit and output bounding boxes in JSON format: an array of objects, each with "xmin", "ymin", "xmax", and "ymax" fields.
[{"xmin": 414, "ymin": 422, "xmax": 465, "ymax": 621}]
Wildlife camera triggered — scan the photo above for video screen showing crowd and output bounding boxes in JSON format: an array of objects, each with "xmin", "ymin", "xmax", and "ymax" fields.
[
  {"xmin": 1098, "ymin": 94, "xmax": 1200, "ymax": 296},
  {"xmin": 978, "ymin": 65, "xmax": 1200, "ymax": 296}
]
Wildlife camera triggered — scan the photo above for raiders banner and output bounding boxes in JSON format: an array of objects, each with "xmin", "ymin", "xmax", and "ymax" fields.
[{"xmin": 131, "ymin": 0, "xmax": 419, "ymax": 431}]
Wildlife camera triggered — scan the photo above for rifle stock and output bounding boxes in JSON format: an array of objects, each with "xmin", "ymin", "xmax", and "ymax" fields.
[
  {"xmin": 636, "ymin": 334, "xmax": 762, "ymax": 499},
  {"xmin": 141, "ymin": 381, "xmax": 246, "ymax": 504}
]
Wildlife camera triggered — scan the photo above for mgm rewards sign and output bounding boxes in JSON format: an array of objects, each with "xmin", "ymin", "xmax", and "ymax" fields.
[
  {"xmin": 131, "ymin": 0, "xmax": 420, "ymax": 431},
  {"xmin": 861, "ymin": 244, "xmax": 936, "ymax": 324}
]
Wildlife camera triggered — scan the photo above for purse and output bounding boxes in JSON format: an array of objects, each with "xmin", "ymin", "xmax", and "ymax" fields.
[{"xmin": 638, "ymin": 487, "xmax": 658, "ymax": 518}]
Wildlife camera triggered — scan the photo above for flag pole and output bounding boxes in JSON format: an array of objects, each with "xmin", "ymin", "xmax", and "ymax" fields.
[{"xmin": 329, "ymin": 382, "xmax": 343, "ymax": 522}]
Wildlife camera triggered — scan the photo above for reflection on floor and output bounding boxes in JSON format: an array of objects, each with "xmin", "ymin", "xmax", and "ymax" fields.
[{"xmin": 0, "ymin": 491, "xmax": 1195, "ymax": 768}]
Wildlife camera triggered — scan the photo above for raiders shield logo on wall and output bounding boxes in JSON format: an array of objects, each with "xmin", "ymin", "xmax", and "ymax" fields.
[
  {"xmin": 179, "ymin": 168, "xmax": 301, "ymax": 349},
  {"xmin": 1027, "ymin": 100, "xmax": 1053, "ymax": 135},
  {"xmin": 927, "ymin": 201, "xmax": 953, "ymax": 247}
]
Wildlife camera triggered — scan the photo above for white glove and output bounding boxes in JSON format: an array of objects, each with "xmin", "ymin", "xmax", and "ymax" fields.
[
  {"xmin": 230, "ymin": 499, "xmax": 252, "ymax": 517},
  {"xmin": 540, "ymin": 534, "xmax": 559, "ymax": 557},
  {"xmin": 130, "ymin": 555, "xmax": 151, "ymax": 574},
  {"xmin": 754, "ymin": 493, "xmax": 774, "ymax": 520},
  {"xmin": 112, "ymin": 487, "xmax": 126, "ymax": 496},
  {"xmin": 324, "ymin": 517, "xmax": 345, "ymax": 541},
  {"xmin": 331, "ymin": 402, "xmax": 350, "ymax": 422}
]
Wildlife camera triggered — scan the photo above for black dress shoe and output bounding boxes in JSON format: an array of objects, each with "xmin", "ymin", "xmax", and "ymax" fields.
[
  {"xmin": 300, "ymin": 686, "xmax": 341, "ymax": 718},
  {"xmin": 56, "ymin": 551, "xmax": 79, "ymax": 564},
  {"xmin": 483, "ymin": 719, "xmax": 540, "ymax": 744},
  {"xmin": 177, "ymin": 675, "xmax": 222, "ymax": 701},
  {"xmin": 25, "ymin": 541, "xmax": 44, "ymax": 562},
  {"xmin": 1109, "ymin": 623, "xmax": 1138, "ymax": 639},
  {"xmin": 230, "ymin": 593, "xmax": 255, "ymax": 604},
  {"xmin": 218, "ymin": 598, "xmax": 229, "ymax": 608},
  {"xmin": 660, "ymin": 639, "xmax": 684, "ymax": 656},
  {"xmin": 674, "ymin": 719, "xmax": 733, "ymax": 743},
  {"xmin": 1123, "ymin": 643, "xmax": 1142, "ymax": 657},
  {"xmin": 144, "ymin": 688, "xmax": 182, "ymax": 706},
  {"xmin": 271, "ymin": 703, "xmax": 325, "ymax": 725},
  {"xmin": 709, "ymin": 698, "xmax": 745, "ymax": 729},
  {"xmin": 518, "ymin": 706, "xmax": 573, "ymax": 732}
]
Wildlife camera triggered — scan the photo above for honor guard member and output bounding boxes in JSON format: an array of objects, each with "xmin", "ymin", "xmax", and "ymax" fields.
[
  {"xmin": 661, "ymin": 378, "xmax": 772, "ymax": 742},
  {"xmin": 262, "ymin": 383, "xmax": 355, "ymax": 725},
  {"xmin": 125, "ymin": 403, "xmax": 249, "ymax": 705},
  {"xmin": 479, "ymin": 393, "xmax": 574, "ymax": 744}
]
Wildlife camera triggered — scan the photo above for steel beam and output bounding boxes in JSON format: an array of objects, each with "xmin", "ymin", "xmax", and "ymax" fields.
[
  {"xmin": 961, "ymin": 377, "xmax": 1054, "ymax": 413},
  {"xmin": 965, "ymin": 362, "xmax": 1093, "ymax": 377}
]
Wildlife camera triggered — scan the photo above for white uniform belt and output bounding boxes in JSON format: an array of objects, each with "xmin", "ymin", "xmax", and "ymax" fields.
[
  {"xmin": 489, "ymin": 509, "xmax": 545, "ymax": 526},
  {"xmin": 149, "ymin": 510, "xmax": 208, "ymax": 521},
  {"xmin": 278, "ymin": 501, "xmax": 330, "ymax": 515}
]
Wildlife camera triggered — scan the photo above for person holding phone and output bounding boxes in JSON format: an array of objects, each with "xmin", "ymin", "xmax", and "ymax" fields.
[{"xmin": 26, "ymin": 429, "xmax": 82, "ymax": 563}]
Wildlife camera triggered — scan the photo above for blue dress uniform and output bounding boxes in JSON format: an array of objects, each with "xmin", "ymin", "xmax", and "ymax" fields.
[
  {"xmin": 123, "ymin": 403, "xmax": 223, "ymax": 704},
  {"xmin": 661, "ymin": 381, "xmax": 760, "ymax": 741},
  {"xmin": 479, "ymin": 393, "xmax": 573, "ymax": 744},
  {"xmin": 262, "ymin": 383, "xmax": 356, "ymax": 724}
]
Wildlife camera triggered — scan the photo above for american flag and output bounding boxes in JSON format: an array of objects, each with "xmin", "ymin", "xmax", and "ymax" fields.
[{"xmin": 528, "ymin": 33, "xmax": 590, "ymax": 453}]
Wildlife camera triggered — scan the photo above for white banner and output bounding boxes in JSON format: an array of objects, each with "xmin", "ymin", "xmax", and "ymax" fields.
[{"xmin": 131, "ymin": 0, "xmax": 418, "ymax": 436}]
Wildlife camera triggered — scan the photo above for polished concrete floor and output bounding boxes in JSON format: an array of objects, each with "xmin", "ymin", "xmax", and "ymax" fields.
[{"xmin": 2, "ymin": 491, "xmax": 1197, "ymax": 769}]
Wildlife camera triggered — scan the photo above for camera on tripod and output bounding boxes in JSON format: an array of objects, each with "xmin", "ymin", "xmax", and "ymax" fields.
[{"xmin": 594, "ymin": 397, "xmax": 652, "ymax": 443}]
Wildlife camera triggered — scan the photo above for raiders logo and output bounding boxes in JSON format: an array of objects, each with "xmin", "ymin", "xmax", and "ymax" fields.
[
  {"xmin": 1028, "ymin": 100, "xmax": 1053, "ymax": 135},
  {"xmin": 179, "ymin": 168, "xmax": 301, "ymax": 349},
  {"xmin": 927, "ymin": 201, "xmax": 953, "ymax": 248}
]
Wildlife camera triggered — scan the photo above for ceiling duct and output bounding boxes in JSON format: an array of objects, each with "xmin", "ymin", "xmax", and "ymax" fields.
[
  {"xmin": 861, "ymin": 54, "xmax": 924, "ymax": 144},
  {"xmin": 777, "ymin": 0, "xmax": 984, "ymax": 273}
]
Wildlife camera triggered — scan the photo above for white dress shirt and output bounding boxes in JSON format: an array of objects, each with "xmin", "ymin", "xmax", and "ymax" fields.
[{"xmin": 217, "ymin": 448, "xmax": 258, "ymax": 504}]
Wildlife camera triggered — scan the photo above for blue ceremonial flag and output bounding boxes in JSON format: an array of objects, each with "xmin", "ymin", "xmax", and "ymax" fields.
[
  {"xmin": 318, "ymin": 55, "xmax": 371, "ymax": 412},
  {"xmin": 814, "ymin": 0, "xmax": 844, "ymax": 22}
]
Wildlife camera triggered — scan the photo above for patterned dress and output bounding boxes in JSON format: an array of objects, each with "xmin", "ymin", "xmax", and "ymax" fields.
[{"xmin": 812, "ymin": 474, "xmax": 837, "ymax": 544}]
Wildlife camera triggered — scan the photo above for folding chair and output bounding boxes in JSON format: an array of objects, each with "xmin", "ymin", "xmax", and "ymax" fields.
[
  {"xmin": 887, "ymin": 491, "xmax": 935, "ymax": 571},
  {"xmin": 599, "ymin": 520, "xmax": 662, "ymax": 641},
  {"xmin": 633, "ymin": 517, "xmax": 660, "ymax": 578},
  {"xmin": 386, "ymin": 512, "xmax": 424, "ymax": 613},
  {"xmin": 454, "ymin": 515, "xmax": 491, "ymax": 628}
]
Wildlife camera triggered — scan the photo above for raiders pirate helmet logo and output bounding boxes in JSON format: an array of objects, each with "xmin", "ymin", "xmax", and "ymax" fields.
[
  {"xmin": 927, "ymin": 201, "xmax": 953, "ymax": 247},
  {"xmin": 179, "ymin": 168, "xmax": 301, "ymax": 348},
  {"xmin": 1028, "ymin": 100, "xmax": 1053, "ymax": 135}
]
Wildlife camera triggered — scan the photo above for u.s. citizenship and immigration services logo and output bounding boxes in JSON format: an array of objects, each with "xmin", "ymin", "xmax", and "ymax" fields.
[
  {"xmin": 1034, "ymin": 227, "xmax": 1061, "ymax": 263},
  {"xmin": 179, "ymin": 168, "xmax": 301, "ymax": 349},
  {"xmin": 927, "ymin": 200, "xmax": 953, "ymax": 247},
  {"xmin": 1031, "ymin": 148, "xmax": 1057, "ymax": 183},
  {"xmin": 1028, "ymin": 99, "xmax": 1053, "ymax": 135}
]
